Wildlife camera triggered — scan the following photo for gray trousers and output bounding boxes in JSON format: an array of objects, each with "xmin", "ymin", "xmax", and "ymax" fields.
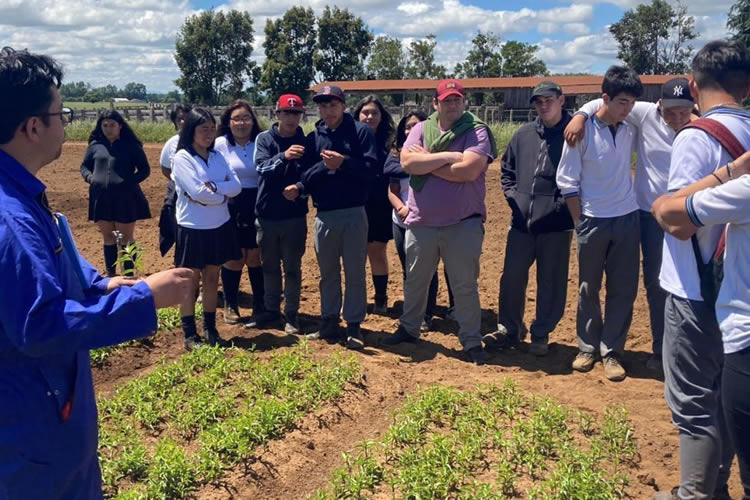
[
  {"xmin": 256, "ymin": 216, "xmax": 307, "ymax": 315},
  {"xmin": 314, "ymin": 207, "xmax": 368, "ymax": 323},
  {"xmin": 575, "ymin": 211, "xmax": 639, "ymax": 358},
  {"xmin": 400, "ymin": 217, "xmax": 484, "ymax": 351},
  {"xmin": 498, "ymin": 227, "xmax": 572, "ymax": 342},
  {"xmin": 663, "ymin": 294, "xmax": 734, "ymax": 499},
  {"xmin": 639, "ymin": 210, "xmax": 667, "ymax": 355}
]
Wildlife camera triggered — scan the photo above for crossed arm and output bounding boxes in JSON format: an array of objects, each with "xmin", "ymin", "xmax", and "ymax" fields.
[{"xmin": 400, "ymin": 145, "xmax": 488, "ymax": 183}]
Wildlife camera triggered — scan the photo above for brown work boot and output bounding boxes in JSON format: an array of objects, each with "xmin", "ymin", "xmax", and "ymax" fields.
[
  {"xmin": 603, "ymin": 354, "xmax": 627, "ymax": 382},
  {"xmin": 572, "ymin": 351, "xmax": 596, "ymax": 372}
]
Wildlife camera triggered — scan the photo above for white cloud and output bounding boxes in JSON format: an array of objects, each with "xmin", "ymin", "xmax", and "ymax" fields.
[
  {"xmin": 570, "ymin": 0, "xmax": 732, "ymax": 17},
  {"xmin": 397, "ymin": 2, "xmax": 431, "ymax": 16}
]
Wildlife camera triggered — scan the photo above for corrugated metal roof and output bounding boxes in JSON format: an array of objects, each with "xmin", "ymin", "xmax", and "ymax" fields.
[{"xmin": 309, "ymin": 75, "xmax": 686, "ymax": 95}]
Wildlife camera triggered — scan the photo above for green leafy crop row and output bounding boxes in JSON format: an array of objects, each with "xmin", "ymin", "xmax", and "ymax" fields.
[
  {"xmin": 96, "ymin": 342, "xmax": 360, "ymax": 499},
  {"xmin": 314, "ymin": 380, "xmax": 638, "ymax": 500}
]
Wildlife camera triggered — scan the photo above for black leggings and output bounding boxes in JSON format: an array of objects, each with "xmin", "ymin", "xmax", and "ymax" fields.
[{"xmin": 722, "ymin": 344, "xmax": 750, "ymax": 499}]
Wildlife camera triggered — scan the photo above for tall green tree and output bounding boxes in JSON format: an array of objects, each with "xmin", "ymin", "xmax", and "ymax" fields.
[
  {"xmin": 609, "ymin": 0, "xmax": 697, "ymax": 74},
  {"xmin": 261, "ymin": 6, "xmax": 317, "ymax": 99},
  {"xmin": 406, "ymin": 35, "xmax": 447, "ymax": 79},
  {"xmin": 500, "ymin": 41, "xmax": 549, "ymax": 77},
  {"xmin": 60, "ymin": 81, "xmax": 90, "ymax": 101},
  {"xmin": 454, "ymin": 31, "xmax": 503, "ymax": 78},
  {"xmin": 315, "ymin": 6, "xmax": 373, "ymax": 81},
  {"xmin": 174, "ymin": 10, "xmax": 256, "ymax": 104},
  {"xmin": 728, "ymin": 0, "xmax": 750, "ymax": 47},
  {"xmin": 123, "ymin": 82, "xmax": 148, "ymax": 100},
  {"xmin": 367, "ymin": 36, "xmax": 407, "ymax": 80}
]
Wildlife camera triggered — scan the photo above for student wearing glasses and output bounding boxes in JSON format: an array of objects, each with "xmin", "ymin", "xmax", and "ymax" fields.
[
  {"xmin": 214, "ymin": 100, "xmax": 265, "ymax": 325},
  {"xmin": 79, "ymin": 110, "xmax": 151, "ymax": 276}
]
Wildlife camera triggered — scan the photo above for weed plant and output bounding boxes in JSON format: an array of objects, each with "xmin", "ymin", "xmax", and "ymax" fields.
[
  {"xmin": 314, "ymin": 379, "xmax": 639, "ymax": 500},
  {"xmin": 97, "ymin": 343, "xmax": 360, "ymax": 498}
]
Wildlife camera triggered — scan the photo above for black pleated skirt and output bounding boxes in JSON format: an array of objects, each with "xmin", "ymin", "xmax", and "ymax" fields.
[
  {"xmin": 88, "ymin": 184, "xmax": 151, "ymax": 223},
  {"xmin": 174, "ymin": 220, "xmax": 241, "ymax": 269}
]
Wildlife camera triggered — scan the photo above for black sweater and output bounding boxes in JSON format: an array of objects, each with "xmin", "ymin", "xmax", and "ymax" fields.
[
  {"xmin": 80, "ymin": 139, "xmax": 150, "ymax": 191},
  {"xmin": 254, "ymin": 124, "xmax": 309, "ymax": 220},
  {"xmin": 500, "ymin": 112, "xmax": 574, "ymax": 234},
  {"xmin": 300, "ymin": 114, "xmax": 377, "ymax": 212}
]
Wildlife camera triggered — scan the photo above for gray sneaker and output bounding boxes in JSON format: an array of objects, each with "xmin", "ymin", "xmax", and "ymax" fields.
[
  {"xmin": 572, "ymin": 351, "xmax": 596, "ymax": 372},
  {"xmin": 183, "ymin": 335, "xmax": 204, "ymax": 351},
  {"xmin": 223, "ymin": 305, "xmax": 241, "ymax": 325},
  {"xmin": 306, "ymin": 317, "xmax": 340, "ymax": 342},
  {"xmin": 284, "ymin": 312, "xmax": 300, "ymax": 335},
  {"xmin": 603, "ymin": 354, "xmax": 626, "ymax": 382}
]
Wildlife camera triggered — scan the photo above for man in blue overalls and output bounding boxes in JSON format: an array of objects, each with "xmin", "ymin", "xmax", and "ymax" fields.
[{"xmin": 0, "ymin": 47, "xmax": 193, "ymax": 499}]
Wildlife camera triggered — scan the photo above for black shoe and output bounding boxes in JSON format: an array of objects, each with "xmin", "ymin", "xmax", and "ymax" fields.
[
  {"xmin": 284, "ymin": 312, "xmax": 300, "ymax": 335},
  {"xmin": 483, "ymin": 330, "xmax": 520, "ymax": 352},
  {"xmin": 183, "ymin": 334, "xmax": 204, "ymax": 351},
  {"xmin": 306, "ymin": 317, "xmax": 340, "ymax": 342},
  {"xmin": 467, "ymin": 346, "xmax": 488, "ymax": 365},
  {"xmin": 420, "ymin": 317, "xmax": 433, "ymax": 333},
  {"xmin": 244, "ymin": 310, "xmax": 283, "ymax": 329},
  {"xmin": 382, "ymin": 326, "xmax": 419, "ymax": 346},
  {"xmin": 345, "ymin": 323, "xmax": 365, "ymax": 350},
  {"xmin": 204, "ymin": 328, "xmax": 230, "ymax": 348}
]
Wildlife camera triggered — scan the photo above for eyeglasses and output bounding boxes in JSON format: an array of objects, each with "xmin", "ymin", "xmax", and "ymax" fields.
[
  {"xmin": 40, "ymin": 107, "xmax": 74, "ymax": 124},
  {"xmin": 230, "ymin": 116, "xmax": 253, "ymax": 124}
]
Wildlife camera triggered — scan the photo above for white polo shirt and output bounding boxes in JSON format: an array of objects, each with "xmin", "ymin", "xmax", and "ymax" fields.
[
  {"xmin": 172, "ymin": 148, "xmax": 242, "ymax": 229},
  {"xmin": 214, "ymin": 135, "xmax": 258, "ymax": 189},
  {"xmin": 557, "ymin": 114, "xmax": 638, "ymax": 218},
  {"xmin": 578, "ymin": 100, "xmax": 676, "ymax": 211},
  {"xmin": 659, "ymin": 108, "xmax": 750, "ymax": 301},
  {"xmin": 159, "ymin": 134, "xmax": 179, "ymax": 170},
  {"xmin": 688, "ymin": 174, "xmax": 750, "ymax": 354}
]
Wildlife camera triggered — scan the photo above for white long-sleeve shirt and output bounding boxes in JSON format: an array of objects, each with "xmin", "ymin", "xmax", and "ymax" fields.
[
  {"xmin": 214, "ymin": 136, "xmax": 259, "ymax": 189},
  {"xmin": 689, "ymin": 174, "xmax": 750, "ymax": 354},
  {"xmin": 556, "ymin": 114, "xmax": 638, "ymax": 218},
  {"xmin": 172, "ymin": 148, "xmax": 241, "ymax": 229},
  {"xmin": 159, "ymin": 134, "xmax": 179, "ymax": 170},
  {"xmin": 577, "ymin": 100, "xmax": 674, "ymax": 211}
]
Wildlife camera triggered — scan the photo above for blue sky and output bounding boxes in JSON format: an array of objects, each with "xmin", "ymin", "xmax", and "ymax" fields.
[{"xmin": 0, "ymin": 0, "xmax": 733, "ymax": 92}]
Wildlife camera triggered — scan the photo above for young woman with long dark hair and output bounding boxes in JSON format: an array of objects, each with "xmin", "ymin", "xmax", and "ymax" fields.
[
  {"xmin": 80, "ymin": 110, "xmax": 151, "ymax": 276},
  {"xmin": 214, "ymin": 100, "xmax": 265, "ymax": 325},
  {"xmin": 354, "ymin": 95, "xmax": 395, "ymax": 315},
  {"xmin": 172, "ymin": 107, "xmax": 242, "ymax": 349}
]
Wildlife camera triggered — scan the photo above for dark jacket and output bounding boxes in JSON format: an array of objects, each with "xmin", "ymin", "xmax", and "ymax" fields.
[
  {"xmin": 501, "ymin": 112, "xmax": 574, "ymax": 234},
  {"xmin": 301, "ymin": 113, "xmax": 377, "ymax": 212},
  {"xmin": 254, "ymin": 124, "xmax": 309, "ymax": 220},
  {"xmin": 80, "ymin": 139, "xmax": 150, "ymax": 190}
]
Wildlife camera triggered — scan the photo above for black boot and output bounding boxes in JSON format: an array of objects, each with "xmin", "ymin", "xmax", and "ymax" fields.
[
  {"xmin": 203, "ymin": 311, "xmax": 229, "ymax": 347},
  {"xmin": 182, "ymin": 315, "xmax": 203, "ymax": 350},
  {"xmin": 221, "ymin": 267, "xmax": 242, "ymax": 324},
  {"xmin": 372, "ymin": 274, "xmax": 388, "ymax": 315},
  {"xmin": 247, "ymin": 266, "xmax": 266, "ymax": 315}
]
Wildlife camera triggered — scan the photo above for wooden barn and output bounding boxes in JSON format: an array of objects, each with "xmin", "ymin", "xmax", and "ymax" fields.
[{"xmin": 310, "ymin": 75, "xmax": 685, "ymax": 110}]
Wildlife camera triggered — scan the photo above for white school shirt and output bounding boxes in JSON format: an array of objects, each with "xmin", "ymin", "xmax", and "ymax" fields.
[
  {"xmin": 214, "ymin": 136, "xmax": 259, "ymax": 189},
  {"xmin": 172, "ymin": 148, "xmax": 242, "ymax": 229},
  {"xmin": 577, "ymin": 100, "xmax": 675, "ymax": 211},
  {"xmin": 659, "ymin": 108, "xmax": 750, "ymax": 301},
  {"xmin": 689, "ymin": 174, "xmax": 750, "ymax": 354},
  {"xmin": 159, "ymin": 134, "xmax": 179, "ymax": 170},
  {"xmin": 556, "ymin": 115, "xmax": 638, "ymax": 218}
]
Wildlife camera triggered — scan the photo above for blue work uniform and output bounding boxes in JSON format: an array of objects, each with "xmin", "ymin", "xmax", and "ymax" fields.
[{"xmin": 0, "ymin": 150, "xmax": 158, "ymax": 499}]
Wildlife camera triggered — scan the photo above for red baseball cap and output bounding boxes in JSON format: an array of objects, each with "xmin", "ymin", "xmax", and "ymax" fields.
[
  {"xmin": 436, "ymin": 79, "xmax": 465, "ymax": 101},
  {"xmin": 276, "ymin": 94, "xmax": 305, "ymax": 112}
]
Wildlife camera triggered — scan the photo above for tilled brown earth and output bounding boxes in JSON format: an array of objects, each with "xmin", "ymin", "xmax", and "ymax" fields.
[{"xmin": 41, "ymin": 143, "xmax": 743, "ymax": 498}]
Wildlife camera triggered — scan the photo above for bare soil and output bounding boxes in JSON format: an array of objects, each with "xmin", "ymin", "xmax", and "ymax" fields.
[{"xmin": 41, "ymin": 143, "xmax": 743, "ymax": 499}]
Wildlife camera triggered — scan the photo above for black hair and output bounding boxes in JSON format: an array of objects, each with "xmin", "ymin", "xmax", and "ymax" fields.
[
  {"xmin": 177, "ymin": 107, "xmax": 217, "ymax": 154},
  {"xmin": 602, "ymin": 65, "xmax": 643, "ymax": 99},
  {"xmin": 88, "ymin": 110, "xmax": 142, "ymax": 146},
  {"xmin": 169, "ymin": 103, "xmax": 192, "ymax": 130},
  {"xmin": 353, "ymin": 95, "xmax": 395, "ymax": 149},
  {"xmin": 395, "ymin": 111, "xmax": 428, "ymax": 151},
  {"xmin": 218, "ymin": 99, "xmax": 263, "ymax": 146},
  {"xmin": 692, "ymin": 39, "xmax": 750, "ymax": 102},
  {"xmin": 0, "ymin": 46, "xmax": 63, "ymax": 144}
]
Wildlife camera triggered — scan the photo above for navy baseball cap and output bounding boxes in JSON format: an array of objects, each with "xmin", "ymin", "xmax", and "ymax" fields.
[
  {"xmin": 661, "ymin": 78, "xmax": 693, "ymax": 108},
  {"xmin": 313, "ymin": 85, "xmax": 345, "ymax": 103}
]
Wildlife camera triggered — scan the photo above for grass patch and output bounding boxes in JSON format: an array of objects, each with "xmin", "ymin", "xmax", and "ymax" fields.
[
  {"xmin": 90, "ymin": 305, "xmax": 202, "ymax": 368},
  {"xmin": 66, "ymin": 120, "xmax": 178, "ymax": 143},
  {"xmin": 97, "ymin": 342, "xmax": 360, "ymax": 498},
  {"xmin": 313, "ymin": 380, "xmax": 639, "ymax": 499}
]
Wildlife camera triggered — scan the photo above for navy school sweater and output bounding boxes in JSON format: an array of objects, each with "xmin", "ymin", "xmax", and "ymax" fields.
[
  {"xmin": 300, "ymin": 113, "xmax": 377, "ymax": 212},
  {"xmin": 254, "ymin": 124, "xmax": 309, "ymax": 220}
]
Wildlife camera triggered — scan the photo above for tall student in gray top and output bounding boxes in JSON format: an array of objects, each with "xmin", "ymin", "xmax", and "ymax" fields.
[
  {"xmin": 556, "ymin": 66, "xmax": 642, "ymax": 382},
  {"xmin": 483, "ymin": 81, "xmax": 574, "ymax": 357},
  {"xmin": 564, "ymin": 77, "xmax": 695, "ymax": 370}
]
